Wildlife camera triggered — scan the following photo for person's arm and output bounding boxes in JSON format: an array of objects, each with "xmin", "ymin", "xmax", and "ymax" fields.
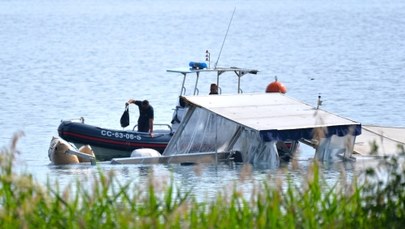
[
  {"xmin": 126, "ymin": 99, "xmax": 142, "ymax": 107},
  {"xmin": 126, "ymin": 99, "xmax": 134, "ymax": 106}
]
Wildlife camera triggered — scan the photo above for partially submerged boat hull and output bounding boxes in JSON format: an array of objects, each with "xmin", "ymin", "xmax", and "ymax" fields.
[
  {"xmin": 354, "ymin": 125, "xmax": 405, "ymax": 156},
  {"xmin": 48, "ymin": 136, "xmax": 97, "ymax": 165},
  {"xmin": 48, "ymin": 136, "xmax": 80, "ymax": 164},
  {"xmin": 58, "ymin": 121, "xmax": 172, "ymax": 161}
]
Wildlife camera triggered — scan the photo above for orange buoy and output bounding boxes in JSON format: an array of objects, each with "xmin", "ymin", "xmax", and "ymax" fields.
[
  {"xmin": 266, "ymin": 77, "xmax": 287, "ymax": 93},
  {"xmin": 78, "ymin": 145, "xmax": 96, "ymax": 163}
]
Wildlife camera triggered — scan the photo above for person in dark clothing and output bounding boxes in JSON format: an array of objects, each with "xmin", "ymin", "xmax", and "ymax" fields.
[
  {"xmin": 126, "ymin": 99, "xmax": 154, "ymax": 136},
  {"xmin": 209, "ymin": 83, "xmax": 218, "ymax": 95}
]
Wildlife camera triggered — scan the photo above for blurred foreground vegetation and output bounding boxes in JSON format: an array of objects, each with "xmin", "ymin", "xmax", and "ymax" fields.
[{"xmin": 1, "ymin": 133, "xmax": 405, "ymax": 228}]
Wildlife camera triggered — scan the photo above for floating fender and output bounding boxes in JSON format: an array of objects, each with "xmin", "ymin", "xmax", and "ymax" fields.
[
  {"xmin": 266, "ymin": 80, "xmax": 287, "ymax": 93},
  {"xmin": 189, "ymin": 61, "xmax": 207, "ymax": 69},
  {"xmin": 48, "ymin": 136, "xmax": 80, "ymax": 165},
  {"xmin": 78, "ymin": 145, "xmax": 96, "ymax": 163},
  {"xmin": 131, "ymin": 148, "xmax": 161, "ymax": 158}
]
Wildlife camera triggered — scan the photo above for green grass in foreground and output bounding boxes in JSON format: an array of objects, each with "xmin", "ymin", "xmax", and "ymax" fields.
[{"xmin": 1, "ymin": 133, "xmax": 405, "ymax": 228}]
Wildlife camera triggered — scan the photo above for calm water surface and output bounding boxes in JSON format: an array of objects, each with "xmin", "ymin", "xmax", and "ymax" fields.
[{"xmin": 1, "ymin": 0, "xmax": 404, "ymax": 198}]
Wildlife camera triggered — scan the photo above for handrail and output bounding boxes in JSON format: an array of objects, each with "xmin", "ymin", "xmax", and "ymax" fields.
[{"xmin": 133, "ymin": 123, "xmax": 173, "ymax": 132}]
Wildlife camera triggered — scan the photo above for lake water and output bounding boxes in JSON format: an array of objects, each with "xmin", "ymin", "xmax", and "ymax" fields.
[{"xmin": 1, "ymin": 0, "xmax": 404, "ymax": 198}]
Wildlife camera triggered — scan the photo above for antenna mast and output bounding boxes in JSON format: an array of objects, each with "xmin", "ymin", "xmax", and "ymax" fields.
[{"xmin": 214, "ymin": 7, "xmax": 236, "ymax": 69}]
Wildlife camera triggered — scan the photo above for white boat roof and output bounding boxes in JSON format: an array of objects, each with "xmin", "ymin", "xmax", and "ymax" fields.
[{"xmin": 182, "ymin": 93, "xmax": 361, "ymax": 141}]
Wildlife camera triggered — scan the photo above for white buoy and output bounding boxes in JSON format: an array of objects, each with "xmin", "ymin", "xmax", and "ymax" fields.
[{"xmin": 131, "ymin": 148, "xmax": 161, "ymax": 158}]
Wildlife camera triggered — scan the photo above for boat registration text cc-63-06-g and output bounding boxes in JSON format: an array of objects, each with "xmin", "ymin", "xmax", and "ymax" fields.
[{"xmin": 100, "ymin": 130, "xmax": 142, "ymax": 140}]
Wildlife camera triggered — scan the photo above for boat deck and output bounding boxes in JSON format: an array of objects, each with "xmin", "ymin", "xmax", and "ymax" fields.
[
  {"xmin": 354, "ymin": 125, "xmax": 405, "ymax": 156},
  {"xmin": 111, "ymin": 151, "xmax": 233, "ymax": 164}
]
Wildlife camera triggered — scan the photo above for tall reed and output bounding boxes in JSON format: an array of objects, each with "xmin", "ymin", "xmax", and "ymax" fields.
[{"xmin": 1, "ymin": 133, "xmax": 405, "ymax": 228}]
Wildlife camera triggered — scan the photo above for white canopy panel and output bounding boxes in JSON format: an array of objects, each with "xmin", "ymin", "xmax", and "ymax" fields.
[{"xmin": 182, "ymin": 93, "xmax": 361, "ymax": 141}]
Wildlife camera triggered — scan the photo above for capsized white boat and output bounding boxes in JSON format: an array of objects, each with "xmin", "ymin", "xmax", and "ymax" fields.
[{"xmin": 112, "ymin": 93, "xmax": 362, "ymax": 166}]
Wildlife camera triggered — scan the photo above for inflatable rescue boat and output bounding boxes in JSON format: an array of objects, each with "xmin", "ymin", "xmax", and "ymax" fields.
[{"xmin": 58, "ymin": 120, "xmax": 172, "ymax": 161}]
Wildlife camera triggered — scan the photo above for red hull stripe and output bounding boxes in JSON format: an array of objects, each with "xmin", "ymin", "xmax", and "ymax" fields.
[{"xmin": 62, "ymin": 131, "xmax": 167, "ymax": 148}]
